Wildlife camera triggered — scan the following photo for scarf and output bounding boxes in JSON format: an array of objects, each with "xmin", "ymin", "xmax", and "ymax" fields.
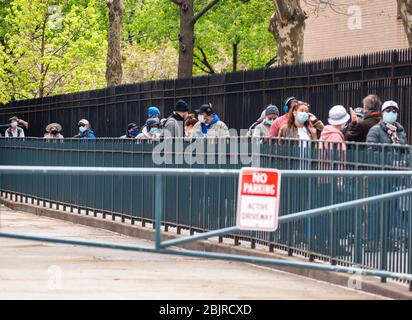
[
  {"xmin": 381, "ymin": 122, "xmax": 400, "ymax": 144},
  {"xmin": 201, "ymin": 114, "xmax": 219, "ymax": 135}
]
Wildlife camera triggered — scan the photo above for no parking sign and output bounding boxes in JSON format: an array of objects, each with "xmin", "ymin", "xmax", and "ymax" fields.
[{"xmin": 236, "ymin": 168, "xmax": 281, "ymax": 231}]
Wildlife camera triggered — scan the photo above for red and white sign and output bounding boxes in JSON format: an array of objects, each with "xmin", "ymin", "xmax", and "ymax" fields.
[{"xmin": 236, "ymin": 168, "xmax": 281, "ymax": 231}]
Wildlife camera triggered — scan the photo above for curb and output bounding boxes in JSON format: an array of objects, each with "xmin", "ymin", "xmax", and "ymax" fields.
[{"xmin": 1, "ymin": 197, "xmax": 411, "ymax": 300}]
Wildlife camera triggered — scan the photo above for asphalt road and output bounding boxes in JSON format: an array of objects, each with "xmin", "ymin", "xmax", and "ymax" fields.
[{"xmin": 0, "ymin": 205, "xmax": 384, "ymax": 300}]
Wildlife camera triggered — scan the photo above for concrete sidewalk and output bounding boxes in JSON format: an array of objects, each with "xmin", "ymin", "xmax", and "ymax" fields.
[{"xmin": 0, "ymin": 205, "xmax": 384, "ymax": 300}]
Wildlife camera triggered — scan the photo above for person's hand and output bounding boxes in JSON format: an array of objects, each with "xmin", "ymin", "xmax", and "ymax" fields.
[
  {"xmin": 308, "ymin": 113, "xmax": 317, "ymax": 122},
  {"xmin": 349, "ymin": 107, "xmax": 358, "ymax": 124},
  {"xmin": 18, "ymin": 119, "xmax": 29, "ymax": 128}
]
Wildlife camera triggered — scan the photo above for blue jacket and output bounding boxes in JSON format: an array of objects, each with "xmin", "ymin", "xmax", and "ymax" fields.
[{"xmin": 79, "ymin": 129, "xmax": 96, "ymax": 142}]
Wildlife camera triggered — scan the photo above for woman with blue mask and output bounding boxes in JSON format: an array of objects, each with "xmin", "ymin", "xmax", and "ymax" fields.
[
  {"xmin": 136, "ymin": 118, "xmax": 160, "ymax": 140},
  {"xmin": 278, "ymin": 101, "xmax": 317, "ymax": 141},
  {"xmin": 366, "ymin": 101, "xmax": 407, "ymax": 145},
  {"xmin": 253, "ymin": 105, "xmax": 279, "ymax": 138}
]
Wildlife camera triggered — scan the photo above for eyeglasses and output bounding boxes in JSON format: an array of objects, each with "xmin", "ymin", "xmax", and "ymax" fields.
[{"xmin": 384, "ymin": 108, "xmax": 399, "ymax": 113}]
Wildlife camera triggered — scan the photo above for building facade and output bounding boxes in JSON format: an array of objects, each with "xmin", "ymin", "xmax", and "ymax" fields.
[{"xmin": 303, "ymin": 0, "xmax": 409, "ymax": 61}]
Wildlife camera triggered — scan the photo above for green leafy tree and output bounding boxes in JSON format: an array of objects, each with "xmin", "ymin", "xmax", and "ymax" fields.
[{"xmin": 1, "ymin": 0, "xmax": 107, "ymax": 102}]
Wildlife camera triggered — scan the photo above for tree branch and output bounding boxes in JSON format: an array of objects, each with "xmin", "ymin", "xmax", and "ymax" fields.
[
  {"xmin": 193, "ymin": 0, "xmax": 220, "ymax": 23},
  {"xmin": 170, "ymin": 0, "xmax": 183, "ymax": 5},
  {"xmin": 193, "ymin": 46, "xmax": 215, "ymax": 74}
]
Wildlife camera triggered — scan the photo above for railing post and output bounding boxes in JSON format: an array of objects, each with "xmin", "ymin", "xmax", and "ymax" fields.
[
  {"xmin": 409, "ymin": 181, "xmax": 412, "ymax": 290},
  {"xmin": 354, "ymin": 177, "xmax": 362, "ymax": 265},
  {"xmin": 155, "ymin": 174, "xmax": 164, "ymax": 250}
]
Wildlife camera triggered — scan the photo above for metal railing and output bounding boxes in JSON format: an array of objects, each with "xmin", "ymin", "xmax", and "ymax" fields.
[
  {"xmin": 0, "ymin": 166, "xmax": 411, "ymax": 285},
  {"xmin": 0, "ymin": 138, "xmax": 411, "ymax": 286}
]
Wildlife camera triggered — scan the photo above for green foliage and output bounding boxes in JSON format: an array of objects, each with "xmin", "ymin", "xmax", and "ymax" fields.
[
  {"xmin": 1, "ymin": 0, "xmax": 107, "ymax": 102},
  {"xmin": 194, "ymin": 0, "xmax": 275, "ymax": 74},
  {"xmin": 0, "ymin": 0, "xmax": 276, "ymax": 104}
]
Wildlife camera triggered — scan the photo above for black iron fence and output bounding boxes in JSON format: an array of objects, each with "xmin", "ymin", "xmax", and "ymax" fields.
[{"xmin": 1, "ymin": 48, "xmax": 412, "ymax": 141}]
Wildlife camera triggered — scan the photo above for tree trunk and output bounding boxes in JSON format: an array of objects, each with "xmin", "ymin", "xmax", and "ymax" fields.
[
  {"xmin": 398, "ymin": 0, "xmax": 412, "ymax": 46},
  {"xmin": 177, "ymin": 0, "xmax": 194, "ymax": 79},
  {"xmin": 106, "ymin": 0, "xmax": 124, "ymax": 87},
  {"xmin": 269, "ymin": 0, "xmax": 307, "ymax": 65},
  {"xmin": 232, "ymin": 41, "xmax": 239, "ymax": 72}
]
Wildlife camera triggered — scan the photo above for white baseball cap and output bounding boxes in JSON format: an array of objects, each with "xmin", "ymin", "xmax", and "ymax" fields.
[{"xmin": 381, "ymin": 100, "xmax": 399, "ymax": 112}]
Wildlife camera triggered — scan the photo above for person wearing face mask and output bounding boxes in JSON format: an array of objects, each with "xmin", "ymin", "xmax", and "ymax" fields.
[
  {"xmin": 73, "ymin": 119, "xmax": 96, "ymax": 140},
  {"xmin": 1, "ymin": 117, "xmax": 29, "ymax": 137},
  {"xmin": 253, "ymin": 105, "xmax": 279, "ymax": 138},
  {"xmin": 136, "ymin": 118, "xmax": 160, "ymax": 140},
  {"xmin": 278, "ymin": 101, "xmax": 317, "ymax": 141},
  {"xmin": 120, "ymin": 123, "xmax": 139, "ymax": 139},
  {"xmin": 192, "ymin": 103, "xmax": 229, "ymax": 139},
  {"xmin": 268, "ymin": 97, "xmax": 298, "ymax": 138},
  {"xmin": 366, "ymin": 101, "xmax": 407, "ymax": 145},
  {"xmin": 5, "ymin": 117, "xmax": 25, "ymax": 138},
  {"xmin": 161, "ymin": 100, "xmax": 189, "ymax": 138},
  {"xmin": 44, "ymin": 123, "xmax": 64, "ymax": 139}
]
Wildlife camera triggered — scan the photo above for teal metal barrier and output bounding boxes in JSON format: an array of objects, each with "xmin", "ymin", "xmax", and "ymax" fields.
[
  {"xmin": 0, "ymin": 166, "xmax": 411, "ymax": 286},
  {"xmin": 0, "ymin": 138, "xmax": 411, "ymax": 287}
]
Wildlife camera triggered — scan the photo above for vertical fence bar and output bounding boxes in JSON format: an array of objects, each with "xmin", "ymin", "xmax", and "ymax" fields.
[{"xmin": 155, "ymin": 174, "xmax": 164, "ymax": 249}]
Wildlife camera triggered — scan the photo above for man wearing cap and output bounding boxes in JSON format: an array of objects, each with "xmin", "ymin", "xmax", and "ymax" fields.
[
  {"xmin": 162, "ymin": 100, "xmax": 189, "ymax": 138},
  {"xmin": 4, "ymin": 117, "xmax": 26, "ymax": 138},
  {"xmin": 366, "ymin": 100, "xmax": 407, "ymax": 145},
  {"xmin": 345, "ymin": 94, "xmax": 382, "ymax": 142},
  {"xmin": 2, "ymin": 116, "xmax": 28, "ymax": 137},
  {"xmin": 253, "ymin": 105, "xmax": 279, "ymax": 138},
  {"xmin": 120, "ymin": 123, "xmax": 139, "ymax": 139},
  {"xmin": 44, "ymin": 123, "xmax": 64, "ymax": 139},
  {"xmin": 268, "ymin": 97, "xmax": 298, "ymax": 138},
  {"xmin": 192, "ymin": 103, "xmax": 229, "ymax": 138}
]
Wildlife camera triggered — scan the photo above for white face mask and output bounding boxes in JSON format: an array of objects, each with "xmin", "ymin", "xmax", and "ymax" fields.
[
  {"xmin": 11, "ymin": 121, "xmax": 18, "ymax": 128},
  {"xmin": 198, "ymin": 115, "xmax": 206, "ymax": 123}
]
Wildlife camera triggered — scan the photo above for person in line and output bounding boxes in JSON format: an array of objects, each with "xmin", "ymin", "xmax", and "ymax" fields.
[
  {"xmin": 319, "ymin": 105, "xmax": 350, "ymax": 171},
  {"xmin": 44, "ymin": 123, "xmax": 64, "ymax": 139},
  {"xmin": 366, "ymin": 100, "xmax": 407, "ymax": 145},
  {"xmin": 253, "ymin": 105, "xmax": 279, "ymax": 138},
  {"xmin": 1, "ymin": 117, "xmax": 29, "ymax": 137},
  {"xmin": 136, "ymin": 118, "xmax": 160, "ymax": 140},
  {"xmin": 184, "ymin": 115, "xmax": 198, "ymax": 139},
  {"xmin": 192, "ymin": 103, "xmax": 229, "ymax": 138},
  {"xmin": 162, "ymin": 100, "xmax": 189, "ymax": 138},
  {"xmin": 74, "ymin": 119, "xmax": 96, "ymax": 140},
  {"xmin": 268, "ymin": 96, "xmax": 298, "ymax": 138},
  {"xmin": 247, "ymin": 109, "xmax": 266, "ymax": 137},
  {"xmin": 342, "ymin": 107, "xmax": 363, "ymax": 134},
  {"xmin": 278, "ymin": 101, "xmax": 317, "ymax": 141},
  {"xmin": 345, "ymin": 94, "xmax": 382, "ymax": 142},
  {"xmin": 4, "ymin": 117, "xmax": 25, "ymax": 138},
  {"xmin": 365, "ymin": 101, "xmax": 407, "ymax": 250},
  {"xmin": 120, "ymin": 123, "xmax": 139, "ymax": 139}
]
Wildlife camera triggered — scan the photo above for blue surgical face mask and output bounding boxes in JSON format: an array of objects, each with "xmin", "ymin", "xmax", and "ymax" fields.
[
  {"xmin": 383, "ymin": 111, "xmax": 398, "ymax": 124},
  {"xmin": 130, "ymin": 129, "xmax": 138, "ymax": 137},
  {"xmin": 265, "ymin": 119, "xmax": 275, "ymax": 126},
  {"xmin": 79, "ymin": 126, "xmax": 86, "ymax": 133},
  {"xmin": 150, "ymin": 127, "xmax": 158, "ymax": 135},
  {"xmin": 296, "ymin": 112, "xmax": 309, "ymax": 123}
]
